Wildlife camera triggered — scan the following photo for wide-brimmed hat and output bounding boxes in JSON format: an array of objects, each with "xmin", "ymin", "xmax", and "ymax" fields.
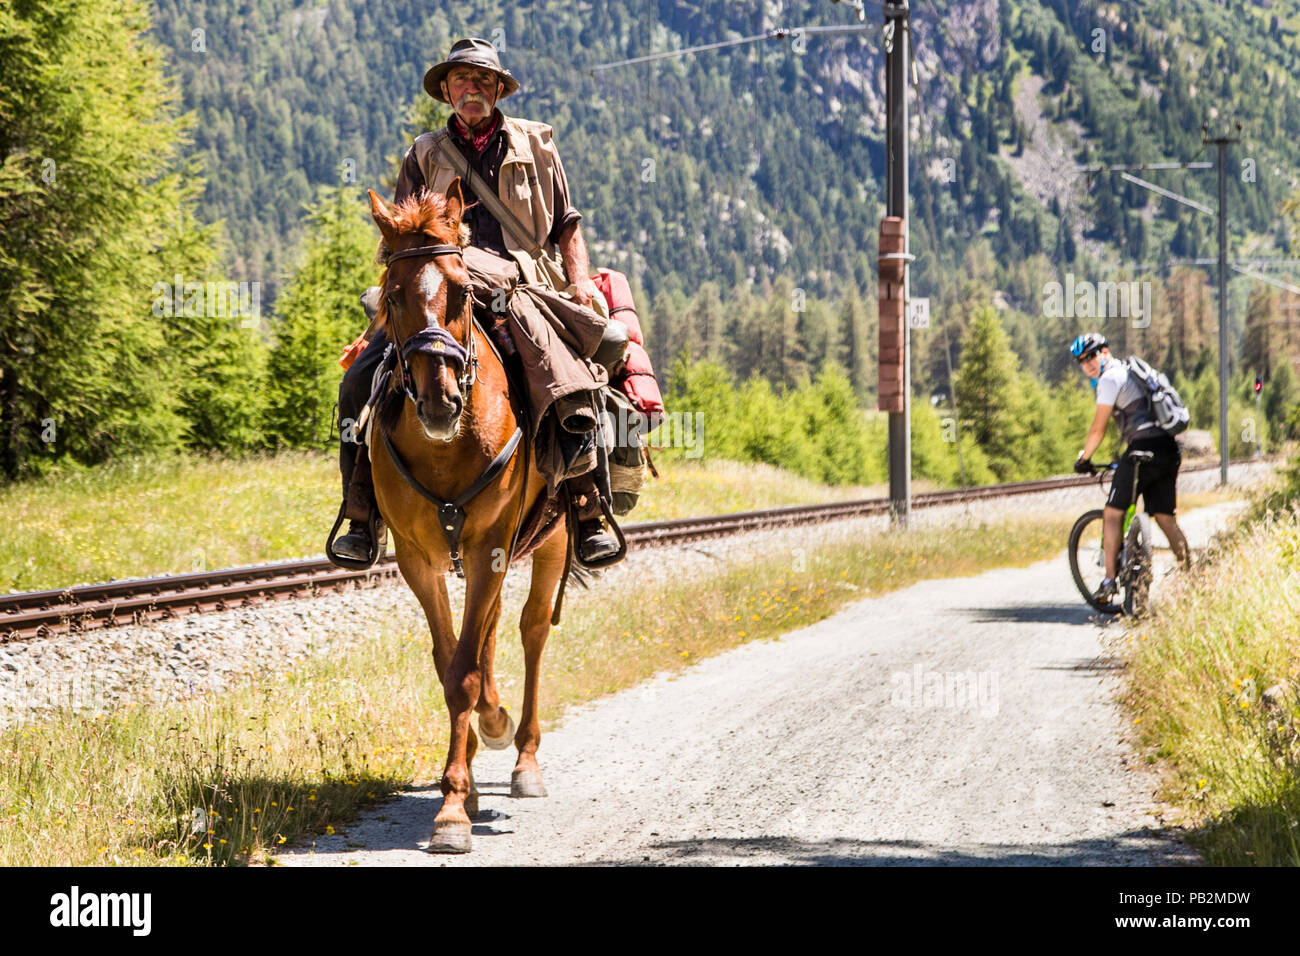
[{"xmin": 423, "ymin": 37, "xmax": 520, "ymax": 103}]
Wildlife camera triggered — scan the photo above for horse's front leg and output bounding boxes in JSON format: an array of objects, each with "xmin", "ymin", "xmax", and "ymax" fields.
[
  {"xmin": 430, "ymin": 548, "xmax": 508, "ymax": 854},
  {"xmin": 393, "ymin": 545, "xmax": 483, "ymax": 825},
  {"xmin": 473, "ymin": 588, "xmax": 516, "ymax": 750},
  {"xmin": 511, "ymin": 529, "xmax": 567, "ymax": 799}
]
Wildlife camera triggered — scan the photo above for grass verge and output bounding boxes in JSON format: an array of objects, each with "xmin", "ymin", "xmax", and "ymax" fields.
[
  {"xmin": 3, "ymin": 452, "xmax": 336, "ymax": 593},
  {"xmin": 4, "ymin": 451, "xmax": 911, "ymax": 593},
  {"xmin": 1123, "ymin": 504, "xmax": 1300, "ymax": 865},
  {"xmin": 0, "ymin": 513, "xmax": 1072, "ymax": 866}
]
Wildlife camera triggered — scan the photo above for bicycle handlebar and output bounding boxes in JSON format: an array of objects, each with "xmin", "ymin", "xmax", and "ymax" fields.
[{"xmin": 1088, "ymin": 460, "xmax": 1129, "ymax": 485}]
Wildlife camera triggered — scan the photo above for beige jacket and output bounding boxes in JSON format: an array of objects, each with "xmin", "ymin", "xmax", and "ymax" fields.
[{"xmin": 403, "ymin": 116, "xmax": 571, "ymax": 289}]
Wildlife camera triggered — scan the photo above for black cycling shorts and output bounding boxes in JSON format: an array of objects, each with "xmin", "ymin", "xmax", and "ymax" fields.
[{"xmin": 1107, "ymin": 432, "xmax": 1180, "ymax": 515}]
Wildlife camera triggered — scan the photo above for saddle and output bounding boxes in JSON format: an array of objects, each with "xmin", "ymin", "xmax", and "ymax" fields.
[
  {"xmin": 327, "ymin": 248, "xmax": 632, "ymax": 585},
  {"xmin": 338, "ymin": 314, "xmax": 575, "ymax": 571}
]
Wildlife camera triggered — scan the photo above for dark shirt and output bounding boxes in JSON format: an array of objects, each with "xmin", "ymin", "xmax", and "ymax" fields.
[{"xmin": 395, "ymin": 109, "xmax": 582, "ymax": 257}]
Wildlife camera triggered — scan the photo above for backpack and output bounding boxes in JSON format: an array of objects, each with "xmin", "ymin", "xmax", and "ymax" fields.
[
  {"xmin": 602, "ymin": 386, "xmax": 649, "ymax": 516},
  {"xmin": 1126, "ymin": 355, "xmax": 1190, "ymax": 436}
]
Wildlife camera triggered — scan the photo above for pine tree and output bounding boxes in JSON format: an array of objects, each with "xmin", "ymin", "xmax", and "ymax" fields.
[
  {"xmin": 382, "ymin": 91, "xmax": 453, "ymax": 195},
  {"xmin": 1164, "ymin": 268, "xmax": 1213, "ymax": 376},
  {"xmin": 1243, "ymin": 284, "xmax": 1276, "ymax": 383},
  {"xmin": 767, "ymin": 277, "xmax": 807, "ymax": 389},
  {"xmin": 799, "ymin": 298, "xmax": 833, "ymax": 375},
  {"xmin": 0, "ymin": 0, "xmax": 226, "ymax": 477},
  {"xmin": 1264, "ymin": 361, "xmax": 1298, "ymax": 438},
  {"xmin": 1055, "ymin": 216, "xmax": 1077, "ymax": 264},
  {"xmin": 838, "ymin": 291, "xmax": 870, "ymax": 405},
  {"xmin": 646, "ymin": 290, "xmax": 684, "ymax": 379},
  {"xmin": 954, "ymin": 306, "xmax": 1032, "ymax": 480},
  {"xmin": 263, "ymin": 186, "xmax": 381, "ymax": 448},
  {"xmin": 163, "ymin": 203, "xmax": 270, "ymax": 452},
  {"xmin": 693, "ymin": 282, "xmax": 727, "ymax": 365}
]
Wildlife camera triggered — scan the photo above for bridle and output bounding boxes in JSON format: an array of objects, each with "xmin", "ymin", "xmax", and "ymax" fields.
[
  {"xmin": 376, "ymin": 240, "xmax": 524, "ymax": 579},
  {"xmin": 384, "ymin": 243, "xmax": 479, "ymax": 405}
]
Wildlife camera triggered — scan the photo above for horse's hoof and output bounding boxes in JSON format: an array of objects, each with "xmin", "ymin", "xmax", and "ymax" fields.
[
  {"xmin": 427, "ymin": 819, "xmax": 472, "ymax": 854},
  {"xmin": 477, "ymin": 708, "xmax": 516, "ymax": 750},
  {"xmin": 511, "ymin": 768, "xmax": 548, "ymax": 798}
]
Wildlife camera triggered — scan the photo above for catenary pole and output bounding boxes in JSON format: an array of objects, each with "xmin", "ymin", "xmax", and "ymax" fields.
[
  {"xmin": 885, "ymin": 0, "xmax": 911, "ymax": 525},
  {"xmin": 1079, "ymin": 137, "xmax": 1242, "ymax": 485},
  {"xmin": 1213, "ymin": 135, "xmax": 1233, "ymax": 486}
]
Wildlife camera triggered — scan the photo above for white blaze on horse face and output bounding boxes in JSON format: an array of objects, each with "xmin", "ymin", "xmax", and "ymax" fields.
[{"xmin": 419, "ymin": 265, "xmax": 445, "ymax": 322}]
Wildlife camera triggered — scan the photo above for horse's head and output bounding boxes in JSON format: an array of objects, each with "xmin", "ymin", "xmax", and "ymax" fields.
[{"xmin": 369, "ymin": 182, "xmax": 473, "ymax": 442}]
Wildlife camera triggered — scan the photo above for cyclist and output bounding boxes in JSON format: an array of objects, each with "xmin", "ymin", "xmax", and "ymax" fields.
[{"xmin": 1070, "ymin": 333, "xmax": 1190, "ymax": 605}]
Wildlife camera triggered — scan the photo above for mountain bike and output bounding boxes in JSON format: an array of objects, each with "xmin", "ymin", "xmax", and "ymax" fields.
[{"xmin": 1067, "ymin": 450, "xmax": 1155, "ymax": 616}]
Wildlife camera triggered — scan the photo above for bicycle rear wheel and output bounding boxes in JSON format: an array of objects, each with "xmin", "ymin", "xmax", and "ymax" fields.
[
  {"xmin": 1068, "ymin": 509, "xmax": 1120, "ymax": 614},
  {"xmin": 1122, "ymin": 512, "xmax": 1154, "ymax": 616}
]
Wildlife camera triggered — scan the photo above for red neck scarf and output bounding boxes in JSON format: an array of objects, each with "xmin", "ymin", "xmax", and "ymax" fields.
[{"xmin": 451, "ymin": 110, "xmax": 503, "ymax": 153}]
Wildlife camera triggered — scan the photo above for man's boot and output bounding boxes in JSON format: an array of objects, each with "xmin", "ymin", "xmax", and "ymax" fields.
[
  {"xmin": 328, "ymin": 299, "xmax": 389, "ymax": 568},
  {"xmin": 567, "ymin": 471, "xmax": 619, "ymax": 565},
  {"xmin": 332, "ymin": 524, "xmax": 374, "ymax": 563},
  {"xmin": 330, "ymin": 443, "xmax": 378, "ymax": 564}
]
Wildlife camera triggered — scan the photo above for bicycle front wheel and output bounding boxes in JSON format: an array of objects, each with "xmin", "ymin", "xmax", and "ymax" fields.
[
  {"xmin": 1068, "ymin": 509, "xmax": 1120, "ymax": 614},
  {"xmin": 1122, "ymin": 512, "xmax": 1154, "ymax": 617}
]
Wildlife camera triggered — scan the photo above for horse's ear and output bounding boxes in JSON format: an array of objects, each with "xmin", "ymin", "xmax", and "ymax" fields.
[
  {"xmin": 368, "ymin": 189, "xmax": 397, "ymax": 241},
  {"xmin": 443, "ymin": 178, "xmax": 465, "ymax": 225}
]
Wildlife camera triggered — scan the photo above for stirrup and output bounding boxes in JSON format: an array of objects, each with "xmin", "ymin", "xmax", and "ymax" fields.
[
  {"xmin": 571, "ymin": 495, "xmax": 628, "ymax": 570},
  {"xmin": 325, "ymin": 501, "xmax": 387, "ymax": 570}
]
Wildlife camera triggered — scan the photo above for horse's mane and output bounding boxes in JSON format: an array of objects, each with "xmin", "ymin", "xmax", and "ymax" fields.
[
  {"xmin": 375, "ymin": 190, "xmax": 470, "ymax": 437},
  {"xmin": 392, "ymin": 190, "xmax": 466, "ymax": 243},
  {"xmin": 375, "ymin": 190, "xmax": 468, "ymax": 274}
]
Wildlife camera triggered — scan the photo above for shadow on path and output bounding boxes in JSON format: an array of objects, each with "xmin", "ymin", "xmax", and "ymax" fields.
[
  {"xmin": 958, "ymin": 603, "xmax": 1094, "ymax": 626},
  {"xmin": 595, "ymin": 831, "xmax": 1198, "ymax": 867}
]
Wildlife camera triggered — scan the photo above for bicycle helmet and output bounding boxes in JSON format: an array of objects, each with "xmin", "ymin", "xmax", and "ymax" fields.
[{"xmin": 1070, "ymin": 332, "xmax": 1107, "ymax": 361}]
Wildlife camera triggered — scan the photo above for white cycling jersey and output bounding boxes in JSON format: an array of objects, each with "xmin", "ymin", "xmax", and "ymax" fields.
[{"xmin": 1094, "ymin": 358, "xmax": 1159, "ymax": 444}]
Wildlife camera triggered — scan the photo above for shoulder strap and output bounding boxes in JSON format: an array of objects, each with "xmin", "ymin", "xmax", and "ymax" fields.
[
  {"xmin": 434, "ymin": 131, "xmax": 544, "ymax": 259},
  {"xmin": 1126, "ymin": 355, "xmax": 1157, "ymax": 389}
]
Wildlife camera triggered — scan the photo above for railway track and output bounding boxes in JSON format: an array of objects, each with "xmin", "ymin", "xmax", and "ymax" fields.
[{"xmin": 0, "ymin": 459, "xmax": 1263, "ymax": 642}]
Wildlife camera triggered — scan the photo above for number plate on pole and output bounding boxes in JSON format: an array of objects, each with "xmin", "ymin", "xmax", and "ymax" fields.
[{"xmin": 907, "ymin": 298, "xmax": 930, "ymax": 329}]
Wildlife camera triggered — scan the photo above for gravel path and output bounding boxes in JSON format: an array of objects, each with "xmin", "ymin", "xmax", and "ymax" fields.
[{"xmin": 272, "ymin": 501, "xmax": 1242, "ymax": 867}]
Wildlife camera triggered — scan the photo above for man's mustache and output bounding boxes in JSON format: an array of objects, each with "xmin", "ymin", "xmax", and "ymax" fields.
[{"xmin": 456, "ymin": 92, "xmax": 489, "ymax": 109}]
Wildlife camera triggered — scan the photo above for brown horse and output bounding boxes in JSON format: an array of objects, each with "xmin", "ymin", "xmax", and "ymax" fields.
[{"xmin": 366, "ymin": 182, "xmax": 567, "ymax": 854}]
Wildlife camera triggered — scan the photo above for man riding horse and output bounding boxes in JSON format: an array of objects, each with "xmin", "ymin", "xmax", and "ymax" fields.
[{"xmin": 331, "ymin": 37, "xmax": 621, "ymax": 567}]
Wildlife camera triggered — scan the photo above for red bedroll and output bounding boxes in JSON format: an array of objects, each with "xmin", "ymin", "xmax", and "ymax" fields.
[
  {"xmin": 592, "ymin": 268, "xmax": 645, "ymax": 345},
  {"xmin": 618, "ymin": 340, "xmax": 664, "ymax": 424}
]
